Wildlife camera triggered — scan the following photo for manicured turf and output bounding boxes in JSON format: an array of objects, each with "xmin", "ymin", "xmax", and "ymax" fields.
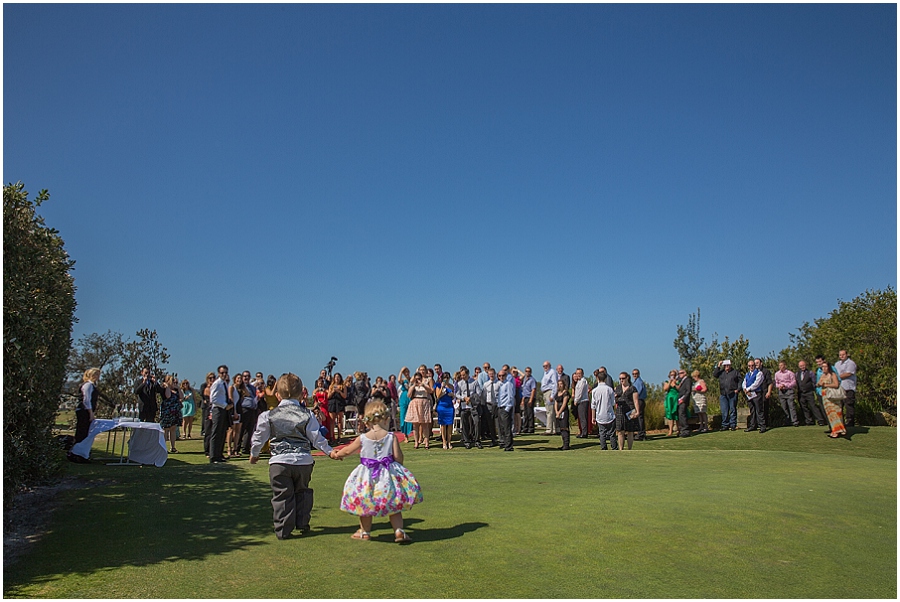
[{"xmin": 4, "ymin": 426, "xmax": 896, "ymax": 598}]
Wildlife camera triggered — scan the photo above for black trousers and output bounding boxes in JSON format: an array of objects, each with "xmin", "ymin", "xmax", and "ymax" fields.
[
  {"xmin": 797, "ymin": 390, "xmax": 825, "ymax": 425},
  {"xmin": 139, "ymin": 400, "xmax": 158, "ymax": 423},
  {"xmin": 747, "ymin": 395, "xmax": 766, "ymax": 431},
  {"xmin": 522, "ymin": 398, "xmax": 535, "ymax": 433},
  {"xmin": 460, "ymin": 408, "xmax": 477, "ymax": 445},
  {"xmin": 677, "ymin": 400, "xmax": 691, "ymax": 436},
  {"xmin": 842, "ymin": 389, "xmax": 856, "ymax": 427},
  {"xmin": 637, "ymin": 397, "xmax": 647, "ymax": 438},
  {"xmin": 557, "ymin": 410, "xmax": 570, "ymax": 449},
  {"xmin": 498, "ymin": 407, "xmax": 513, "ymax": 450},
  {"xmin": 74, "ymin": 408, "xmax": 92, "ymax": 444},
  {"xmin": 209, "ymin": 406, "xmax": 229, "ymax": 462},
  {"xmin": 200, "ymin": 402, "xmax": 210, "ymax": 435},
  {"xmin": 269, "ymin": 462, "xmax": 314, "ymax": 538},
  {"xmin": 478, "ymin": 405, "xmax": 497, "ymax": 444},
  {"xmin": 576, "ymin": 402, "xmax": 591, "ymax": 437},
  {"xmin": 238, "ymin": 407, "xmax": 258, "ymax": 453}
]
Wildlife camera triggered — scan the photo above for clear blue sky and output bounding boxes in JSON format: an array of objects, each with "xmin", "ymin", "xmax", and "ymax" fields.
[{"xmin": 5, "ymin": 4, "xmax": 896, "ymax": 387}]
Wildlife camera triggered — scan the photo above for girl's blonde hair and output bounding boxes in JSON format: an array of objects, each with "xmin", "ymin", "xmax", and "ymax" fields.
[
  {"xmin": 83, "ymin": 368, "xmax": 100, "ymax": 382},
  {"xmin": 362, "ymin": 400, "xmax": 389, "ymax": 425}
]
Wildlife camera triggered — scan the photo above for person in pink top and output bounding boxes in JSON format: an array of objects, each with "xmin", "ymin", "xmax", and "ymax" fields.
[{"xmin": 774, "ymin": 361, "xmax": 800, "ymax": 427}]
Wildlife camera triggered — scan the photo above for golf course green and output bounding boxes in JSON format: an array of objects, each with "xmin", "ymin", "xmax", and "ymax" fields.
[{"xmin": 4, "ymin": 426, "xmax": 896, "ymax": 598}]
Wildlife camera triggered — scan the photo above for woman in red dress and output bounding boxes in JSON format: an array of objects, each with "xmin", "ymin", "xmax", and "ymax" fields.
[{"xmin": 313, "ymin": 378, "xmax": 334, "ymax": 442}]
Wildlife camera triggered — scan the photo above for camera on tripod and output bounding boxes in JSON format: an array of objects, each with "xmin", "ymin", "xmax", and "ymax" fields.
[{"xmin": 324, "ymin": 357, "xmax": 338, "ymax": 377}]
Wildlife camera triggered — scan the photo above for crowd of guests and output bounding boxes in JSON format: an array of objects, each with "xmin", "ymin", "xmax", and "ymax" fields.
[{"xmin": 70, "ymin": 351, "xmax": 860, "ymax": 458}]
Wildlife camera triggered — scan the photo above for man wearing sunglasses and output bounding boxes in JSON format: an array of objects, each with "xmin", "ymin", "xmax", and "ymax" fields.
[{"xmin": 209, "ymin": 365, "xmax": 232, "ymax": 463}]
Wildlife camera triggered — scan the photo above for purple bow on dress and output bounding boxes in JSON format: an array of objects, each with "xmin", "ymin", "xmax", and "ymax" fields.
[{"xmin": 360, "ymin": 456, "xmax": 394, "ymax": 480}]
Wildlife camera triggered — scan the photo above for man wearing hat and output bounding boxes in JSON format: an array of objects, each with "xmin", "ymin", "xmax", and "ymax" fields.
[{"xmin": 713, "ymin": 360, "xmax": 742, "ymax": 431}]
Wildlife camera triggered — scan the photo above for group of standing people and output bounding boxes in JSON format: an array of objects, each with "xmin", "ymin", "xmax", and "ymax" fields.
[
  {"xmin": 199, "ymin": 367, "xmax": 280, "ymax": 463},
  {"xmin": 73, "ymin": 349, "xmax": 860, "ymax": 466},
  {"xmin": 712, "ymin": 351, "xmax": 857, "ymax": 438}
]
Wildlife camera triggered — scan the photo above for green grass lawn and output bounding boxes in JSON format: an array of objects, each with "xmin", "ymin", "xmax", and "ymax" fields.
[{"xmin": 5, "ymin": 426, "xmax": 896, "ymax": 598}]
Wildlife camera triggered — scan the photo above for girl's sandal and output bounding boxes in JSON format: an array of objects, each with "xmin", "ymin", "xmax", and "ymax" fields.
[
  {"xmin": 351, "ymin": 530, "xmax": 370, "ymax": 540},
  {"xmin": 394, "ymin": 529, "xmax": 412, "ymax": 544}
]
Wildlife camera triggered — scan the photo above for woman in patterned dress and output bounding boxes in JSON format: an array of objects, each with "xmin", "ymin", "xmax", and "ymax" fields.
[
  {"xmin": 159, "ymin": 374, "xmax": 183, "ymax": 453},
  {"xmin": 818, "ymin": 362, "xmax": 847, "ymax": 439}
]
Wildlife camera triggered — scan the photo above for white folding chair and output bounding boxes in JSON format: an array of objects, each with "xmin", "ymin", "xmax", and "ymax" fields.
[{"xmin": 343, "ymin": 405, "xmax": 358, "ymax": 435}]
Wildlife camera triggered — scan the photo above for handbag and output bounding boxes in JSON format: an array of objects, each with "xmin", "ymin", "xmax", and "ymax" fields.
[{"xmin": 826, "ymin": 387, "xmax": 846, "ymax": 402}]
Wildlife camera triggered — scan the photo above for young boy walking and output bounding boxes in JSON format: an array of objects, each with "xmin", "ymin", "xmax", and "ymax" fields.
[{"xmin": 250, "ymin": 373, "xmax": 341, "ymax": 539}]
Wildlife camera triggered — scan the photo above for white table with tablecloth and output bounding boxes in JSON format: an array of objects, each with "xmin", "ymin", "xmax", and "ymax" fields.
[{"xmin": 70, "ymin": 418, "xmax": 168, "ymax": 466}]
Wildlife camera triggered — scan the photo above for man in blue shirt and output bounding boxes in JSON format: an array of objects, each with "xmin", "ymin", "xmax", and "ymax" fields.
[
  {"xmin": 632, "ymin": 368, "xmax": 648, "ymax": 440},
  {"xmin": 520, "ymin": 367, "xmax": 537, "ymax": 434},
  {"xmin": 497, "ymin": 368, "xmax": 516, "ymax": 451}
]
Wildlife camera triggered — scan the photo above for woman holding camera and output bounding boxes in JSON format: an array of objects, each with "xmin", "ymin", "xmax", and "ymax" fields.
[
  {"xmin": 159, "ymin": 375, "xmax": 183, "ymax": 453},
  {"xmin": 227, "ymin": 373, "xmax": 249, "ymax": 457},
  {"xmin": 180, "ymin": 379, "xmax": 197, "ymax": 440},
  {"xmin": 435, "ymin": 372, "xmax": 456, "ymax": 449},
  {"xmin": 327, "ymin": 373, "xmax": 347, "ymax": 442},
  {"xmin": 405, "ymin": 371, "xmax": 434, "ymax": 449}
]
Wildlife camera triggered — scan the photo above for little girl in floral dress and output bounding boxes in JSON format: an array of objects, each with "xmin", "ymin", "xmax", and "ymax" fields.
[{"xmin": 336, "ymin": 401, "xmax": 422, "ymax": 543}]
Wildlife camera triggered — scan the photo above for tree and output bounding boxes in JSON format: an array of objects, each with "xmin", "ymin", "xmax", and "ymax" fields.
[
  {"xmin": 673, "ymin": 308, "xmax": 704, "ymax": 372},
  {"xmin": 674, "ymin": 309, "xmax": 752, "ymax": 411},
  {"xmin": 4, "ymin": 182, "xmax": 77, "ymax": 505},
  {"xmin": 67, "ymin": 328, "xmax": 170, "ymax": 416}
]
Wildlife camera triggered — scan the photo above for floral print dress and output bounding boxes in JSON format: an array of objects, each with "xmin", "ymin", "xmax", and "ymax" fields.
[{"xmin": 340, "ymin": 432, "xmax": 422, "ymax": 517}]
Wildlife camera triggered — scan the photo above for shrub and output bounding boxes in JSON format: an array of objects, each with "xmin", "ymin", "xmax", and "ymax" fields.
[
  {"xmin": 3, "ymin": 182, "xmax": 76, "ymax": 507},
  {"xmin": 643, "ymin": 399, "xmax": 665, "ymax": 431}
]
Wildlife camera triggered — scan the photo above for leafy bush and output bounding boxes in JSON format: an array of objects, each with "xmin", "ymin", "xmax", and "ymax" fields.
[
  {"xmin": 3, "ymin": 182, "xmax": 76, "ymax": 506},
  {"xmin": 778, "ymin": 287, "xmax": 897, "ymax": 424}
]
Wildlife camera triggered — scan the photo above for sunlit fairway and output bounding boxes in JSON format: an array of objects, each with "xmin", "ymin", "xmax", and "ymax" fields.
[{"xmin": 4, "ymin": 427, "xmax": 896, "ymax": 598}]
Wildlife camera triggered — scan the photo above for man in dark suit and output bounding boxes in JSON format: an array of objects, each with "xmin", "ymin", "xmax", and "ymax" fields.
[
  {"xmin": 676, "ymin": 369, "xmax": 693, "ymax": 437},
  {"xmin": 796, "ymin": 360, "xmax": 826, "ymax": 426},
  {"xmin": 133, "ymin": 367, "xmax": 162, "ymax": 422}
]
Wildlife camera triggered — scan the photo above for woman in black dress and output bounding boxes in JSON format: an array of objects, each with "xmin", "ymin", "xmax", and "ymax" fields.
[
  {"xmin": 554, "ymin": 379, "xmax": 571, "ymax": 450},
  {"xmin": 327, "ymin": 373, "xmax": 347, "ymax": 442},
  {"xmin": 614, "ymin": 372, "xmax": 641, "ymax": 450}
]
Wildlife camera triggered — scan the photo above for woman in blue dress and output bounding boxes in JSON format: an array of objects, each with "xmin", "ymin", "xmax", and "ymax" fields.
[
  {"xmin": 397, "ymin": 366, "xmax": 413, "ymax": 437},
  {"xmin": 434, "ymin": 372, "xmax": 456, "ymax": 449}
]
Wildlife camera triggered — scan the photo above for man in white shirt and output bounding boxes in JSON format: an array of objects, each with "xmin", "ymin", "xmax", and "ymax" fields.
[
  {"xmin": 208, "ymin": 365, "xmax": 232, "ymax": 463},
  {"xmin": 455, "ymin": 367, "xmax": 480, "ymax": 449},
  {"xmin": 591, "ymin": 376, "xmax": 617, "ymax": 450},
  {"xmin": 541, "ymin": 361, "xmax": 559, "ymax": 435},
  {"xmin": 573, "ymin": 368, "xmax": 591, "ymax": 438},
  {"xmin": 834, "ymin": 349, "xmax": 858, "ymax": 427},
  {"xmin": 251, "ymin": 373, "xmax": 340, "ymax": 540},
  {"xmin": 480, "ymin": 369, "xmax": 501, "ymax": 447}
]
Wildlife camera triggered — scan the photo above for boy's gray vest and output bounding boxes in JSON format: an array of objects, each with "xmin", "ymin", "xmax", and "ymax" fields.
[{"xmin": 268, "ymin": 403, "xmax": 313, "ymax": 456}]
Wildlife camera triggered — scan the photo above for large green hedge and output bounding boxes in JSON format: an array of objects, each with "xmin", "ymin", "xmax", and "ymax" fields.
[{"xmin": 3, "ymin": 182, "xmax": 76, "ymax": 505}]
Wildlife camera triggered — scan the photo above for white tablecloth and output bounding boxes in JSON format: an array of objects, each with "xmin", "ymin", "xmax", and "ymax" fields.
[
  {"xmin": 70, "ymin": 419, "xmax": 168, "ymax": 466},
  {"xmin": 534, "ymin": 406, "xmax": 549, "ymax": 427}
]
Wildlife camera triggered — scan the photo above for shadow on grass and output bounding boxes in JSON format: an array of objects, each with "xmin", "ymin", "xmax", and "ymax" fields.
[
  {"xmin": 4, "ymin": 462, "xmax": 272, "ymax": 595},
  {"xmin": 303, "ymin": 519, "xmax": 489, "ymax": 543}
]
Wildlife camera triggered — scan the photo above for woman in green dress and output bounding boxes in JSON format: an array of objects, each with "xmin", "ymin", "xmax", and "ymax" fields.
[
  {"xmin": 663, "ymin": 370, "xmax": 680, "ymax": 436},
  {"xmin": 397, "ymin": 366, "xmax": 413, "ymax": 437}
]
